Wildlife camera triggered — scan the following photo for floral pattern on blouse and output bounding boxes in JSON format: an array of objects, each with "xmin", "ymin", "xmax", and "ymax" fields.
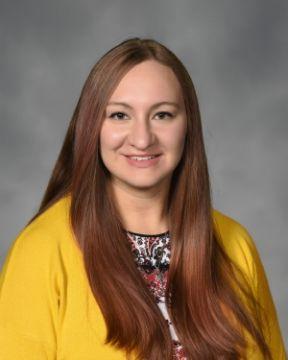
[{"xmin": 126, "ymin": 230, "xmax": 188, "ymax": 360}]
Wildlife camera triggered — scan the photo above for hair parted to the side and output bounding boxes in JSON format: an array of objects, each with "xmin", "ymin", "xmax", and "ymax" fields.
[{"xmin": 26, "ymin": 37, "xmax": 272, "ymax": 359}]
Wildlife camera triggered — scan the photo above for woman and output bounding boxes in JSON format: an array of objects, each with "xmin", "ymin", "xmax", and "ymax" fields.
[{"xmin": 0, "ymin": 37, "xmax": 286, "ymax": 359}]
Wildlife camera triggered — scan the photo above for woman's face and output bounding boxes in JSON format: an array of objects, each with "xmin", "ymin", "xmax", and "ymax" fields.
[{"xmin": 99, "ymin": 59, "xmax": 187, "ymax": 192}]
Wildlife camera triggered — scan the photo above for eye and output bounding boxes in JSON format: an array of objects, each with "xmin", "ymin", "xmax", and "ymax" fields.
[
  {"xmin": 109, "ymin": 112, "xmax": 128, "ymax": 120},
  {"xmin": 155, "ymin": 111, "xmax": 173, "ymax": 119},
  {"xmin": 108, "ymin": 111, "xmax": 173, "ymax": 121}
]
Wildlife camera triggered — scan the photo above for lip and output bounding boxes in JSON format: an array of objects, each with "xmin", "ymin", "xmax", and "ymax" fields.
[
  {"xmin": 124, "ymin": 154, "xmax": 162, "ymax": 168},
  {"xmin": 124, "ymin": 153, "xmax": 161, "ymax": 157}
]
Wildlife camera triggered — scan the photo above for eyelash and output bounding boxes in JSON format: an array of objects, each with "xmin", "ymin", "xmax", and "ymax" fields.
[{"xmin": 108, "ymin": 111, "xmax": 173, "ymax": 120}]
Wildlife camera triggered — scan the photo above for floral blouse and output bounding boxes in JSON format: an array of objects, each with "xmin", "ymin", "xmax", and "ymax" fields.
[{"xmin": 126, "ymin": 230, "xmax": 187, "ymax": 360}]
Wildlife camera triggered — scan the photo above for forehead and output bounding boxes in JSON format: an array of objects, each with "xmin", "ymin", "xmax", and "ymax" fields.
[{"xmin": 108, "ymin": 60, "xmax": 183, "ymax": 104}]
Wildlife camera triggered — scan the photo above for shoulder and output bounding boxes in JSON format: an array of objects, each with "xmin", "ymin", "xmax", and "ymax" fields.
[
  {"xmin": 212, "ymin": 209, "xmax": 287, "ymax": 358},
  {"xmin": 1, "ymin": 194, "xmax": 77, "ymax": 278},
  {"xmin": 25, "ymin": 193, "xmax": 73, "ymax": 242},
  {"xmin": 212, "ymin": 207, "xmax": 252, "ymax": 241},
  {"xmin": 0, "ymin": 195, "xmax": 74, "ymax": 353},
  {"xmin": 212, "ymin": 207, "xmax": 256, "ymax": 252},
  {"xmin": 212, "ymin": 208, "xmax": 260, "ymax": 288}
]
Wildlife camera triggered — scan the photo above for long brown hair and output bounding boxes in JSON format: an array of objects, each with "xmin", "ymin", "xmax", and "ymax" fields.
[{"xmin": 27, "ymin": 37, "xmax": 272, "ymax": 359}]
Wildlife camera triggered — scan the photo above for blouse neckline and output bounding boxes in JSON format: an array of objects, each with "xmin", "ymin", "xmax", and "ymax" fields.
[{"xmin": 125, "ymin": 230, "xmax": 169, "ymax": 237}]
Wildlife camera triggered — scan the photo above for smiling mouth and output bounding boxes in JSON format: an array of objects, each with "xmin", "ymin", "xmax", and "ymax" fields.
[
  {"xmin": 125, "ymin": 154, "xmax": 161, "ymax": 160},
  {"xmin": 123, "ymin": 154, "xmax": 162, "ymax": 167},
  {"xmin": 124, "ymin": 154, "xmax": 161, "ymax": 158}
]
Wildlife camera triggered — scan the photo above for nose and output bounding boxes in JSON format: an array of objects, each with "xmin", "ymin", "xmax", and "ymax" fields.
[{"xmin": 127, "ymin": 118, "xmax": 156, "ymax": 149}]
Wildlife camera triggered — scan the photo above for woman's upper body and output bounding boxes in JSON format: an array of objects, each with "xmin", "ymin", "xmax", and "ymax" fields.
[
  {"xmin": 0, "ymin": 194, "xmax": 286, "ymax": 359},
  {"xmin": 2, "ymin": 38, "xmax": 286, "ymax": 359}
]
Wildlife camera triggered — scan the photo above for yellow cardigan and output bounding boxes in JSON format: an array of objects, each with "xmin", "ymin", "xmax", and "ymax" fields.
[{"xmin": 0, "ymin": 195, "xmax": 286, "ymax": 359}]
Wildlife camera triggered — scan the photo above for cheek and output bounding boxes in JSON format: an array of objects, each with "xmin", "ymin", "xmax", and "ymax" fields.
[
  {"xmin": 164, "ymin": 123, "xmax": 186, "ymax": 153},
  {"xmin": 100, "ymin": 125, "xmax": 124, "ymax": 151}
]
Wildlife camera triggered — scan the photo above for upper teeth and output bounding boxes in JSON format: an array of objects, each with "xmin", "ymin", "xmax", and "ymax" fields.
[{"xmin": 129, "ymin": 155, "xmax": 157, "ymax": 160}]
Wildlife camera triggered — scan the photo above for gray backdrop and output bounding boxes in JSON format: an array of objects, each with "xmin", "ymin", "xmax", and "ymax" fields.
[{"xmin": 1, "ymin": 0, "xmax": 287, "ymax": 349}]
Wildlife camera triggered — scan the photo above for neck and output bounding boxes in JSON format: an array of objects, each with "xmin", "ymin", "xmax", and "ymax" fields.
[{"xmin": 109, "ymin": 178, "xmax": 170, "ymax": 234}]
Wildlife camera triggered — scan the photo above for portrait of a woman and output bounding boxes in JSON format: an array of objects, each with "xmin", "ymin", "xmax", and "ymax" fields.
[{"xmin": 0, "ymin": 37, "xmax": 286, "ymax": 359}]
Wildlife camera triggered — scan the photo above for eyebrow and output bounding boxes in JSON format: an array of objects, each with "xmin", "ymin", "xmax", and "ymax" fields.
[{"xmin": 107, "ymin": 101, "xmax": 180, "ymax": 110}]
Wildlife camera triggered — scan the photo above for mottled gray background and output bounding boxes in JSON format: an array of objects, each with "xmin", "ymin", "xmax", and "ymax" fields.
[{"xmin": 1, "ymin": 0, "xmax": 287, "ymax": 349}]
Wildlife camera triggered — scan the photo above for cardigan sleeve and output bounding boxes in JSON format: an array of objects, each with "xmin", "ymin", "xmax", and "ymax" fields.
[
  {"xmin": 0, "ymin": 224, "xmax": 62, "ymax": 359},
  {"xmin": 239, "ymin": 227, "xmax": 287, "ymax": 359}
]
